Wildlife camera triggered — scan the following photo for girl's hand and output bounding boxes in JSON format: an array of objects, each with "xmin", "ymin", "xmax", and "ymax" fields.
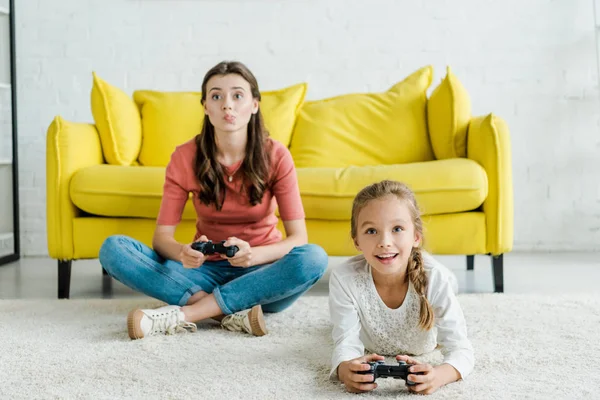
[
  {"xmin": 396, "ymin": 355, "xmax": 441, "ymax": 395},
  {"xmin": 221, "ymin": 237, "xmax": 253, "ymax": 267},
  {"xmin": 180, "ymin": 235, "xmax": 208, "ymax": 269},
  {"xmin": 337, "ymin": 354, "xmax": 385, "ymax": 393}
]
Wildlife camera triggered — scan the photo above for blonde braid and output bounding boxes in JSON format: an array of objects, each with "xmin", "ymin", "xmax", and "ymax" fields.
[{"xmin": 408, "ymin": 247, "xmax": 435, "ymax": 330}]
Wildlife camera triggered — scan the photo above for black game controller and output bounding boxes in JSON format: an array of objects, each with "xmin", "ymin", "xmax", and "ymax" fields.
[
  {"xmin": 357, "ymin": 361, "xmax": 423, "ymax": 386},
  {"xmin": 191, "ymin": 240, "xmax": 239, "ymax": 258}
]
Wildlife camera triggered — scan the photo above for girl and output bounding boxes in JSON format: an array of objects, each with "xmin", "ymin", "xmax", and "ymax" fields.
[
  {"xmin": 100, "ymin": 61, "xmax": 328, "ymax": 340},
  {"xmin": 329, "ymin": 180, "xmax": 474, "ymax": 395}
]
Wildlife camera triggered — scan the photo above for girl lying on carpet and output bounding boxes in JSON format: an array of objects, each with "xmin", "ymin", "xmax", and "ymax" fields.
[
  {"xmin": 99, "ymin": 60, "xmax": 327, "ymax": 340},
  {"xmin": 328, "ymin": 180, "xmax": 474, "ymax": 395}
]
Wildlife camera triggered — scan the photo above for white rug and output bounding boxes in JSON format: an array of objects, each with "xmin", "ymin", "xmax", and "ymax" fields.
[{"xmin": 1, "ymin": 293, "xmax": 599, "ymax": 399}]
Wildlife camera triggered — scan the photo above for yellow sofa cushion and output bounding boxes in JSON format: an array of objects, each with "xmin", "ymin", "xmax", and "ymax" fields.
[
  {"xmin": 296, "ymin": 158, "xmax": 487, "ymax": 219},
  {"xmin": 289, "ymin": 66, "xmax": 435, "ymax": 168},
  {"xmin": 69, "ymin": 158, "xmax": 487, "ymax": 220},
  {"xmin": 90, "ymin": 72, "xmax": 142, "ymax": 165},
  {"xmin": 133, "ymin": 83, "xmax": 307, "ymax": 167},
  {"xmin": 70, "ymin": 165, "xmax": 197, "ymax": 220},
  {"xmin": 427, "ymin": 66, "xmax": 471, "ymax": 159},
  {"xmin": 132, "ymin": 91, "xmax": 203, "ymax": 168}
]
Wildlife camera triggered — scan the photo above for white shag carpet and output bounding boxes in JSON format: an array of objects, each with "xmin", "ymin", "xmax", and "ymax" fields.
[{"xmin": 1, "ymin": 294, "xmax": 599, "ymax": 400}]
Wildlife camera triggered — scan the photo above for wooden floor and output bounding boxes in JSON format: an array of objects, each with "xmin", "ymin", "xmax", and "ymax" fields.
[{"xmin": 1, "ymin": 252, "xmax": 599, "ymax": 299}]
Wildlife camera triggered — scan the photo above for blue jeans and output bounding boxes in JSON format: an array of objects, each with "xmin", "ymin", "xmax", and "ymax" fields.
[{"xmin": 99, "ymin": 235, "xmax": 328, "ymax": 315}]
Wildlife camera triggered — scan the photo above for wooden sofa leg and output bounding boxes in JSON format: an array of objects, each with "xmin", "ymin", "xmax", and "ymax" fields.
[
  {"xmin": 102, "ymin": 267, "xmax": 108, "ymax": 275},
  {"xmin": 466, "ymin": 255, "xmax": 474, "ymax": 271},
  {"xmin": 491, "ymin": 254, "xmax": 504, "ymax": 293},
  {"xmin": 58, "ymin": 260, "xmax": 72, "ymax": 299}
]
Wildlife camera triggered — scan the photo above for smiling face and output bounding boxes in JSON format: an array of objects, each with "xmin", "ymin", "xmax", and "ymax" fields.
[
  {"xmin": 203, "ymin": 73, "xmax": 259, "ymax": 135},
  {"xmin": 353, "ymin": 195, "xmax": 422, "ymax": 276}
]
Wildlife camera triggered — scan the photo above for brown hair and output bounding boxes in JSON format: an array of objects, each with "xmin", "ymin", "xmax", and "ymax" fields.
[
  {"xmin": 350, "ymin": 180, "xmax": 435, "ymax": 330},
  {"xmin": 194, "ymin": 61, "xmax": 271, "ymax": 210}
]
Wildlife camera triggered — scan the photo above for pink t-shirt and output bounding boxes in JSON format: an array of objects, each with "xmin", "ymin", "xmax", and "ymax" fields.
[{"xmin": 157, "ymin": 137, "xmax": 305, "ymax": 248}]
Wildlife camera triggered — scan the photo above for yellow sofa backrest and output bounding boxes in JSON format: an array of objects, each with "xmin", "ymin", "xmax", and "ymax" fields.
[
  {"xmin": 90, "ymin": 66, "xmax": 474, "ymax": 168},
  {"xmin": 289, "ymin": 66, "xmax": 435, "ymax": 168},
  {"xmin": 133, "ymin": 84, "xmax": 307, "ymax": 167},
  {"xmin": 90, "ymin": 72, "xmax": 307, "ymax": 167}
]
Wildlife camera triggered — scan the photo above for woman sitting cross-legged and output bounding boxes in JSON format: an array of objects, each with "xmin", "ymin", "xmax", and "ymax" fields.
[{"xmin": 99, "ymin": 60, "xmax": 328, "ymax": 340}]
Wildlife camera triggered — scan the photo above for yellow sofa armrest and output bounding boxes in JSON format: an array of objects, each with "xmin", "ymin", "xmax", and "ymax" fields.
[
  {"xmin": 46, "ymin": 116, "xmax": 104, "ymax": 259},
  {"xmin": 466, "ymin": 114, "xmax": 513, "ymax": 255}
]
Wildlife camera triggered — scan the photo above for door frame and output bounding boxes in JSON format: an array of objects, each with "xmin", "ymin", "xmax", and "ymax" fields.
[{"xmin": 0, "ymin": 0, "xmax": 19, "ymax": 266}]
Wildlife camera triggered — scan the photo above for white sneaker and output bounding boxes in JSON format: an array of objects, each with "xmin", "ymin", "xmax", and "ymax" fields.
[
  {"xmin": 127, "ymin": 305, "xmax": 197, "ymax": 340},
  {"xmin": 221, "ymin": 305, "xmax": 267, "ymax": 336}
]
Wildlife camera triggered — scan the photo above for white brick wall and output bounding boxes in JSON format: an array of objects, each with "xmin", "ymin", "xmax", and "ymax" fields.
[{"xmin": 12, "ymin": 0, "xmax": 600, "ymax": 255}]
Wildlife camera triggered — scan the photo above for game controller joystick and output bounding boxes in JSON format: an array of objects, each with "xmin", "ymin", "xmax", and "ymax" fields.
[
  {"xmin": 191, "ymin": 240, "xmax": 239, "ymax": 258},
  {"xmin": 357, "ymin": 361, "xmax": 422, "ymax": 386}
]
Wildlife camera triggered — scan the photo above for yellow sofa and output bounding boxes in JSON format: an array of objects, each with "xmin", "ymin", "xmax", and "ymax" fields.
[{"xmin": 46, "ymin": 66, "xmax": 513, "ymax": 298}]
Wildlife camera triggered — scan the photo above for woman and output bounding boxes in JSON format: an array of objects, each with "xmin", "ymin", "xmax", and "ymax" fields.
[{"xmin": 100, "ymin": 61, "xmax": 328, "ymax": 340}]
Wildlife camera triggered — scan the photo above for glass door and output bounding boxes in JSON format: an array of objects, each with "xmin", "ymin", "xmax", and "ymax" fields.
[{"xmin": 0, "ymin": 0, "xmax": 19, "ymax": 265}]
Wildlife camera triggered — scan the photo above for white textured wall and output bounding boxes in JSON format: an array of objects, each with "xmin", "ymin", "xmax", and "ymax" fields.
[{"xmin": 12, "ymin": 0, "xmax": 600, "ymax": 255}]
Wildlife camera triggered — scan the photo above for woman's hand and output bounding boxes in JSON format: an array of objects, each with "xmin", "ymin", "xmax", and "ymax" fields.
[
  {"xmin": 337, "ymin": 354, "xmax": 385, "ymax": 393},
  {"xmin": 396, "ymin": 355, "xmax": 442, "ymax": 395},
  {"xmin": 179, "ymin": 235, "xmax": 208, "ymax": 269},
  {"xmin": 221, "ymin": 237, "xmax": 253, "ymax": 267}
]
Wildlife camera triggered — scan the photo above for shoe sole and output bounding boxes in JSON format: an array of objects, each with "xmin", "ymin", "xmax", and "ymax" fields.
[
  {"xmin": 127, "ymin": 309, "xmax": 145, "ymax": 340},
  {"xmin": 248, "ymin": 305, "xmax": 268, "ymax": 336}
]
